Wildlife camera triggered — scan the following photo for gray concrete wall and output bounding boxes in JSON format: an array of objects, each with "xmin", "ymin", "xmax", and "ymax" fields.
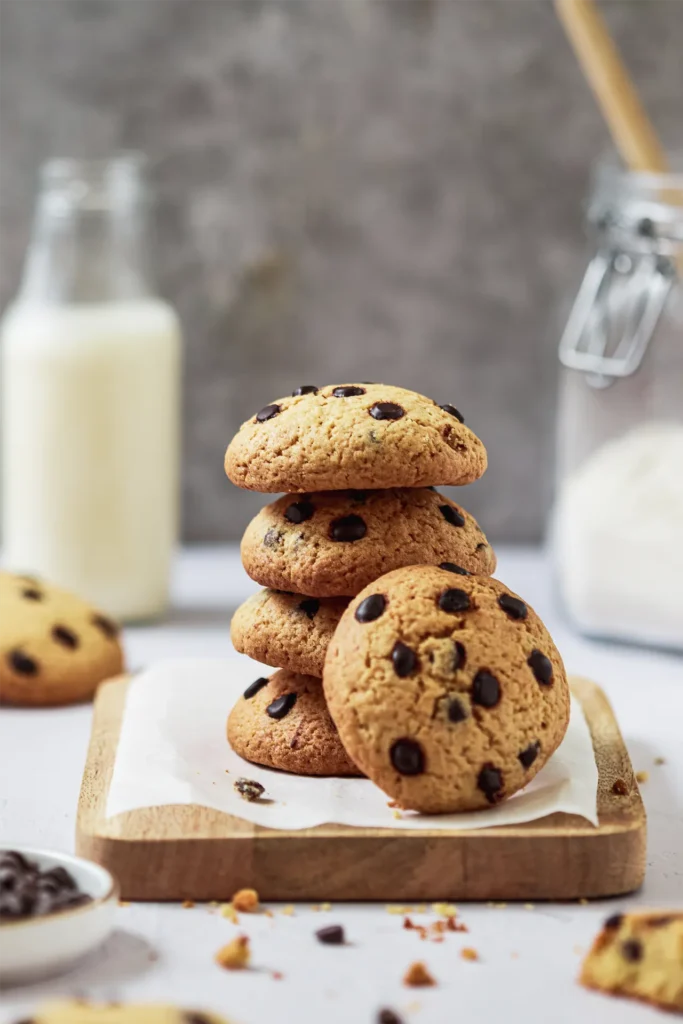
[{"xmin": 1, "ymin": 0, "xmax": 681, "ymax": 541}]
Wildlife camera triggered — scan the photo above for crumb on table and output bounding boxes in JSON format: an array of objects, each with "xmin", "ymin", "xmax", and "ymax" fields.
[
  {"xmin": 461, "ymin": 947, "xmax": 479, "ymax": 962},
  {"xmin": 232, "ymin": 888, "xmax": 259, "ymax": 913},
  {"xmin": 215, "ymin": 934, "xmax": 250, "ymax": 970},
  {"xmin": 636, "ymin": 770, "xmax": 649, "ymax": 784},
  {"xmin": 403, "ymin": 961, "xmax": 436, "ymax": 987},
  {"xmin": 181, "ymin": 899, "xmax": 195, "ymax": 909},
  {"xmin": 234, "ymin": 777, "xmax": 265, "ymax": 802},
  {"xmin": 219, "ymin": 903, "xmax": 239, "ymax": 923}
]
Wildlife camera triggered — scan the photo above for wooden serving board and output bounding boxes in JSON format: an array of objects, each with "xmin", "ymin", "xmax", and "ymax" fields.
[{"xmin": 76, "ymin": 676, "xmax": 645, "ymax": 902}]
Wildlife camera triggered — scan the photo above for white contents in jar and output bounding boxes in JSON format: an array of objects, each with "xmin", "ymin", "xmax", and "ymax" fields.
[
  {"xmin": 554, "ymin": 422, "xmax": 683, "ymax": 650},
  {"xmin": 1, "ymin": 300, "xmax": 181, "ymax": 621}
]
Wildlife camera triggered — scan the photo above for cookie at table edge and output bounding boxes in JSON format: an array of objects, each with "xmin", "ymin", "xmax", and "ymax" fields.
[
  {"xmin": 322, "ymin": 565, "xmax": 570, "ymax": 813},
  {"xmin": 228, "ymin": 669, "xmax": 362, "ymax": 777},
  {"xmin": 225, "ymin": 383, "xmax": 487, "ymax": 492},
  {"xmin": 0, "ymin": 571, "xmax": 125, "ymax": 707},
  {"xmin": 240, "ymin": 488, "xmax": 495, "ymax": 598},
  {"xmin": 231, "ymin": 589, "xmax": 349, "ymax": 677}
]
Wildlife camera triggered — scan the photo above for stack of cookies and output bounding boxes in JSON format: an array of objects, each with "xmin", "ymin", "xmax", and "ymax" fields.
[{"xmin": 225, "ymin": 383, "xmax": 570, "ymax": 812}]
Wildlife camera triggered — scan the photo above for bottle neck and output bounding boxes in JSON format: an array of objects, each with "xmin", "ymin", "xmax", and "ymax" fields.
[{"xmin": 18, "ymin": 156, "xmax": 155, "ymax": 306}]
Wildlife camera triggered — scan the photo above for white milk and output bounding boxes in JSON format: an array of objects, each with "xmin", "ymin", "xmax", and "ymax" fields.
[{"xmin": 1, "ymin": 300, "xmax": 181, "ymax": 620}]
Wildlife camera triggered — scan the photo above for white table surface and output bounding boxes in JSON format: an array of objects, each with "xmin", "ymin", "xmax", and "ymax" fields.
[{"xmin": 1, "ymin": 545, "xmax": 682, "ymax": 1024}]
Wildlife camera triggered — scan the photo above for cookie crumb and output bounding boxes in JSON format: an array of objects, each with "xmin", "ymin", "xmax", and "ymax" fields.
[
  {"xmin": 635, "ymin": 770, "xmax": 649, "ymax": 784},
  {"xmin": 612, "ymin": 778, "xmax": 629, "ymax": 796},
  {"xmin": 488, "ymin": 901, "xmax": 507, "ymax": 909},
  {"xmin": 403, "ymin": 961, "xmax": 436, "ymax": 987},
  {"xmin": 215, "ymin": 934, "xmax": 250, "ymax": 970},
  {"xmin": 182, "ymin": 899, "xmax": 195, "ymax": 909},
  {"xmin": 654, "ymin": 756, "xmax": 666, "ymax": 766},
  {"xmin": 316, "ymin": 924, "xmax": 345, "ymax": 945},
  {"xmin": 219, "ymin": 903, "xmax": 239, "ymax": 924},
  {"xmin": 377, "ymin": 1010, "xmax": 404, "ymax": 1024},
  {"xmin": 387, "ymin": 904, "xmax": 413, "ymax": 915},
  {"xmin": 232, "ymin": 888, "xmax": 259, "ymax": 913},
  {"xmin": 320, "ymin": 902, "xmax": 332, "ymax": 911},
  {"xmin": 461, "ymin": 947, "xmax": 479, "ymax": 962},
  {"xmin": 234, "ymin": 777, "xmax": 265, "ymax": 802},
  {"xmin": 579, "ymin": 898, "xmax": 590, "ymax": 905},
  {"xmin": 403, "ymin": 916, "xmax": 415, "ymax": 930},
  {"xmin": 524, "ymin": 903, "xmax": 535, "ymax": 910},
  {"xmin": 416, "ymin": 904, "xmax": 426, "ymax": 913},
  {"xmin": 118, "ymin": 900, "xmax": 130, "ymax": 907},
  {"xmin": 432, "ymin": 902, "xmax": 457, "ymax": 917},
  {"xmin": 281, "ymin": 904, "xmax": 295, "ymax": 916},
  {"xmin": 392, "ymin": 810, "xmax": 403, "ymax": 820}
]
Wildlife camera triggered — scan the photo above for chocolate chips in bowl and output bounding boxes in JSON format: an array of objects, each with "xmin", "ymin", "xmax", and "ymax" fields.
[{"xmin": 0, "ymin": 849, "xmax": 93, "ymax": 922}]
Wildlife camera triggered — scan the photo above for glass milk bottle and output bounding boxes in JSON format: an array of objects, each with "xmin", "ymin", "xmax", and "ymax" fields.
[
  {"xmin": 553, "ymin": 160, "xmax": 683, "ymax": 651},
  {"xmin": 1, "ymin": 155, "xmax": 182, "ymax": 621}
]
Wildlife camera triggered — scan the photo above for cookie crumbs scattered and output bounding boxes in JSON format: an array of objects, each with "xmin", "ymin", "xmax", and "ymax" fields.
[
  {"xmin": 387, "ymin": 904, "xmax": 413, "ymax": 915},
  {"xmin": 432, "ymin": 902, "xmax": 457, "ymax": 917},
  {"xmin": 636, "ymin": 770, "xmax": 649, "ymax": 784},
  {"xmin": 215, "ymin": 934, "xmax": 250, "ymax": 970},
  {"xmin": 392, "ymin": 810, "xmax": 403, "ymax": 820},
  {"xmin": 416, "ymin": 904, "xmax": 426, "ymax": 913},
  {"xmin": 232, "ymin": 888, "xmax": 259, "ymax": 913},
  {"xmin": 446, "ymin": 916, "xmax": 468, "ymax": 933},
  {"xmin": 118, "ymin": 900, "xmax": 130, "ymax": 907},
  {"xmin": 654, "ymin": 756, "xmax": 666, "ymax": 766},
  {"xmin": 320, "ymin": 902, "xmax": 332, "ymax": 911},
  {"xmin": 222, "ymin": 905, "xmax": 240, "ymax": 929},
  {"xmin": 182, "ymin": 899, "xmax": 195, "ymax": 909},
  {"xmin": 281, "ymin": 904, "xmax": 295, "ymax": 916},
  {"xmin": 524, "ymin": 903, "xmax": 535, "ymax": 910},
  {"xmin": 403, "ymin": 916, "xmax": 415, "ymax": 930},
  {"xmin": 461, "ymin": 947, "xmax": 479, "ymax": 962},
  {"xmin": 579, "ymin": 898, "xmax": 589, "ymax": 905},
  {"xmin": 403, "ymin": 961, "xmax": 436, "ymax": 987},
  {"xmin": 234, "ymin": 777, "xmax": 265, "ymax": 802},
  {"xmin": 612, "ymin": 778, "xmax": 629, "ymax": 796}
]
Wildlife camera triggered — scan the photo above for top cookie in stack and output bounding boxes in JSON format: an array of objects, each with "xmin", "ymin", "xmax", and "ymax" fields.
[{"xmin": 225, "ymin": 383, "xmax": 493, "ymax": 777}]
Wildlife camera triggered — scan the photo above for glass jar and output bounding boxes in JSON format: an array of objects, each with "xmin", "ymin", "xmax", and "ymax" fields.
[
  {"xmin": 1, "ymin": 155, "xmax": 182, "ymax": 621},
  {"xmin": 553, "ymin": 160, "xmax": 683, "ymax": 651}
]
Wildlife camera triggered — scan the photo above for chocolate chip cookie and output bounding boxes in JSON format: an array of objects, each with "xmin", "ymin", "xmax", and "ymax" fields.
[
  {"xmin": 580, "ymin": 911, "xmax": 683, "ymax": 1012},
  {"xmin": 225, "ymin": 384, "xmax": 487, "ymax": 492},
  {"xmin": 0, "ymin": 571, "xmax": 124, "ymax": 707},
  {"xmin": 323, "ymin": 565, "xmax": 569, "ymax": 813},
  {"xmin": 231, "ymin": 589, "xmax": 349, "ymax": 677},
  {"xmin": 20, "ymin": 1001, "xmax": 229, "ymax": 1023},
  {"xmin": 228, "ymin": 669, "xmax": 362, "ymax": 776},
  {"xmin": 240, "ymin": 489, "xmax": 495, "ymax": 598}
]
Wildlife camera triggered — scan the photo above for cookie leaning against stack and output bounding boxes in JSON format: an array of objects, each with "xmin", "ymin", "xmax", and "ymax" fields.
[{"xmin": 226, "ymin": 383, "xmax": 492, "ymax": 777}]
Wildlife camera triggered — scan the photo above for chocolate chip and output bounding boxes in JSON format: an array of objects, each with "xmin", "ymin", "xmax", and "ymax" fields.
[
  {"xmin": 453, "ymin": 641, "xmax": 466, "ymax": 670},
  {"xmin": 439, "ymin": 504, "xmax": 465, "ymax": 527},
  {"xmin": 498, "ymin": 593, "xmax": 528, "ymax": 620},
  {"xmin": 391, "ymin": 641, "xmax": 418, "ymax": 677},
  {"xmin": 349, "ymin": 490, "xmax": 368, "ymax": 503},
  {"xmin": 267, "ymin": 692, "xmax": 297, "ymax": 719},
  {"xmin": 605, "ymin": 913, "xmax": 624, "ymax": 930},
  {"xmin": 331, "ymin": 385, "xmax": 366, "ymax": 398},
  {"xmin": 263, "ymin": 528, "xmax": 283, "ymax": 548},
  {"xmin": 518, "ymin": 741, "xmax": 540, "ymax": 769},
  {"xmin": 255, "ymin": 403, "xmax": 281, "ymax": 422},
  {"xmin": 291, "ymin": 385, "xmax": 318, "ymax": 396},
  {"xmin": 330, "ymin": 514, "xmax": 366, "ymax": 542},
  {"xmin": 52, "ymin": 625, "xmax": 79, "ymax": 650},
  {"xmin": 528, "ymin": 649, "xmax": 553, "ymax": 686},
  {"xmin": 234, "ymin": 778, "xmax": 265, "ymax": 802},
  {"xmin": 21, "ymin": 588, "xmax": 43, "ymax": 601},
  {"xmin": 7, "ymin": 650, "xmax": 38, "ymax": 676},
  {"xmin": 439, "ymin": 404, "xmax": 464, "ymax": 422},
  {"xmin": 377, "ymin": 1011, "xmax": 403, "ymax": 1024},
  {"xmin": 448, "ymin": 698, "xmax": 467, "ymax": 723},
  {"xmin": 472, "ymin": 670, "xmax": 500, "ymax": 708},
  {"xmin": 243, "ymin": 677, "xmax": 269, "ymax": 700},
  {"xmin": 621, "ymin": 939, "xmax": 643, "ymax": 963},
  {"xmin": 92, "ymin": 614, "xmax": 119, "ymax": 639},
  {"xmin": 298, "ymin": 598, "xmax": 320, "ymax": 619},
  {"xmin": 284, "ymin": 500, "xmax": 314, "ymax": 524},
  {"xmin": 438, "ymin": 588, "xmax": 470, "ymax": 613},
  {"xmin": 439, "ymin": 562, "xmax": 470, "ymax": 575},
  {"xmin": 477, "ymin": 764, "xmax": 504, "ymax": 803},
  {"xmin": 390, "ymin": 738, "xmax": 425, "ymax": 776},
  {"xmin": 369, "ymin": 402, "xmax": 405, "ymax": 420},
  {"xmin": 355, "ymin": 594, "xmax": 386, "ymax": 622},
  {"xmin": 316, "ymin": 924, "xmax": 345, "ymax": 945}
]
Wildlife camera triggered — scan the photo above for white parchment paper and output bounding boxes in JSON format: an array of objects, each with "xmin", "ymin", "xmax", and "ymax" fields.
[{"xmin": 105, "ymin": 659, "xmax": 599, "ymax": 830}]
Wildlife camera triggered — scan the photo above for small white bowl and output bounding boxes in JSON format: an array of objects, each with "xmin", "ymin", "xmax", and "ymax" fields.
[{"xmin": 0, "ymin": 846, "xmax": 119, "ymax": 985}]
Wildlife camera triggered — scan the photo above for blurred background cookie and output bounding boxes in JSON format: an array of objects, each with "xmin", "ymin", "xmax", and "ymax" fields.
[
  {"xmin": 0, "ymin": 571, "xmax": 125, "ymax": 707},
  {"xmin": 241, "ymin": 488, "xmax": 495, "ymax": 598},
  {"xmin": 231, "ymin": 589, "xmax": 349, "ymax": 678},
  {"xmin": 225, "ymin": 384, "xmax": 487, "ymax": 493}
]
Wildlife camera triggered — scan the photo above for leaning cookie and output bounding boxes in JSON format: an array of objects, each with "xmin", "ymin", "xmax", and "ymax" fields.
[
  {"xmin": 323, "ymin": 565, "xmax": 569, "ymax": 813},
  {"xmin": 228, "ymin": 670, "xmax": 362, "ymax": 777},
  {"xmin": 231, "ymin": 590, "xmax": 349, "ymax": 677},
  {"xmin": 0, "ymin": 571, "xmax": 124, "ymax": 707},
  {"xmin": 241, "ymin": 489, "xmax": 495, "ymax": 598},
  {"xmin": 225, "ymin": 383, "xmax": 487, "ymax": 492}
]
